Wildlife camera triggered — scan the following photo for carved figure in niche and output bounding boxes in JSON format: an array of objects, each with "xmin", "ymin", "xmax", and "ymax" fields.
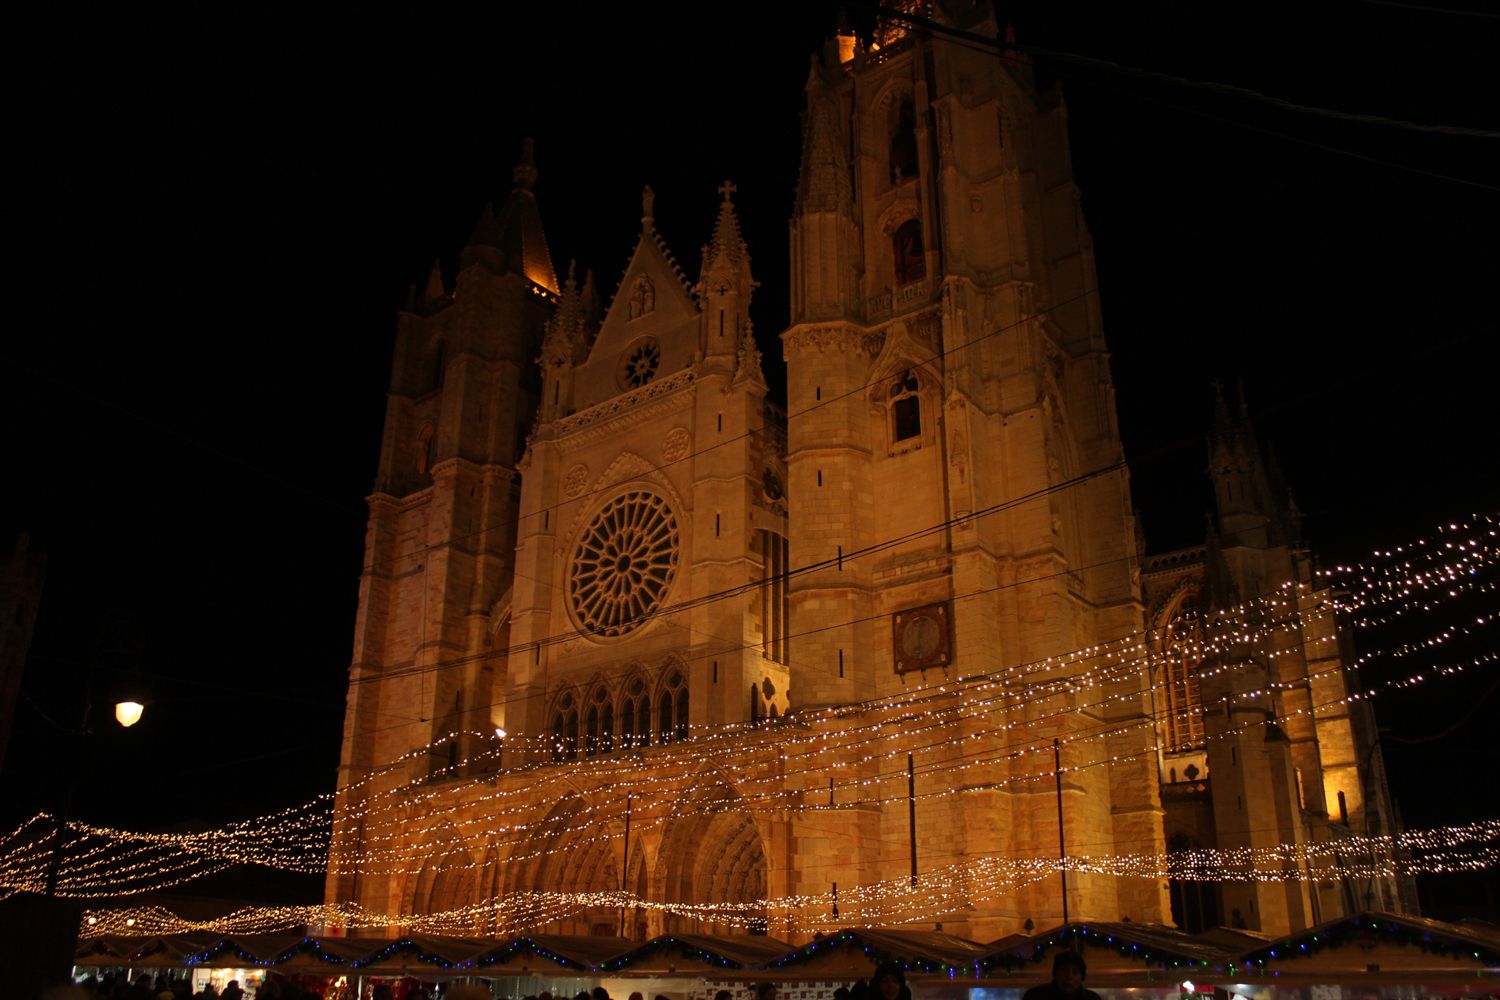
[
  {"xmin": 628, "ymin": 275, "xmax": 656, "ymax": 319},
  {"xmin": 663, "ymin": 427, "xmax": 691, "ymax": 463},
  {"xmin": 563, "ymin": 464, "xmax": 589, "ymax": 499},
  {"xmin": 893, "ymin": 218, "xmax": 925, "ymax": 286},
  {"xmin": 416, "ymin": 425, "xmax": 435, "ymax": 475},
  {"xmin": 950, "ymin": 428, "xmax": 967, "ymax": 484},
  {"xmin": 947, "ymin": 394, "xmax": 969, "ymax": 483}
]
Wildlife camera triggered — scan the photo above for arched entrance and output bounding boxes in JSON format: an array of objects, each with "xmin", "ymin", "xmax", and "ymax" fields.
[
  {"xmin": 656, "ymin": 783, "xmax": 768, "ymax": 935},
  {"xmin": 506, "ymin": 791, "xmax": 643, "ymax": 936}
]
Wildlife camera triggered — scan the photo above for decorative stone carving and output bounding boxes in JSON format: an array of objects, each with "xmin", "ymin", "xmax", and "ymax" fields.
[
  {"xmin": 619, "ymin": 337, "xmax": 660, "ymax": 389},
  {"xmin": 663, "ymin": 427, "xmax": 691, "ymax": 463},
  {"xmin": 935, "ymin": 103, "xmax": 953, "ymax": 156},
  {"xmin": 568, "ymin": 490, "xmax": 680, "ymax": 639},
  {"xmin": 783, "ymin": 325, "xmax": 883, "ymax": 356},
  {"xmin": 628, "ymin": 275, "xmax": 656, "ymax": 320},
  {"xmin": 563, "ymin": 464, "xmax": 589, "ymax": 499},
  {"xmin": 558, "ymin": 368, "xmax": 695, "ymax": 436},
  {"xmin": 734, "ymin": 327, "xmax": 766, "ymax": 387}
]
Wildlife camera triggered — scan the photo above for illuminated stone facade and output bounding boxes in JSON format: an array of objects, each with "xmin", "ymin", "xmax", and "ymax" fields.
[{"xmin": 327, "ymin": 7, "xmax": 1403, "ymax": 941}]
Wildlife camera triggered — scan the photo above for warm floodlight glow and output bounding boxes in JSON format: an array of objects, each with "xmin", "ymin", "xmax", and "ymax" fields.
[
  {"xmin": 115, "ymin": 701, "xmax": 145, "ymax": 728},
  {"xmin": 494, "ymin": 727, "xmax": 507, "ymax": 739}
]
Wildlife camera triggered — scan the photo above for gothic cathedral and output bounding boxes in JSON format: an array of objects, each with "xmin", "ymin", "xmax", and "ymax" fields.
[{"xmin": 327, "ymin": 4, "xmax": 1402, "ymax": 942}]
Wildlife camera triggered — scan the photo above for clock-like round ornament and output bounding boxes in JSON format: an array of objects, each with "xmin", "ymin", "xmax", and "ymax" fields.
[{"xmin": 899, "ymin": 613, "xmax": 942, "ymax": 660}]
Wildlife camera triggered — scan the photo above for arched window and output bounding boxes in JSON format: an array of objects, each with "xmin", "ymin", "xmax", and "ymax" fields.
[
  {"xmin": 551, "ymin": 691, "xmax": 579, "ymax": 761},
  {"xmin": 889, "ymin": 94, "xmax": 918, "ymax": 184},
  {"xmin": 1161, "ymin": 606, "xmax": 1205, "ymax": 750},
  {"xmin": 893, "ymin": 218, "xmax": 925, "ymax": 286},
  {"xmin": 658, "ymin": 668, "xmax": 688, "ymax": 744},
  {"xmin": 758, "ymin": 530, "xmax": 789, "ymax": 664},
  {"xmin": 619, "ymin": 677, "xmax": 650, "ymax": 748},
  {"xmin": 585, "ymin": 685, "xmax": 613, "ymax": 756},
  {"xmin": 888, "ymin": 369, "xmax": 922, "ymax": 444}
]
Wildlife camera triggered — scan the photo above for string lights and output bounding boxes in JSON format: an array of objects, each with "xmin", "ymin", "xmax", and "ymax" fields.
[
  {"xmin": 3, "ymin": 516, "xmax": 1493, "ymax": 922},
  {"xmin": 72, "ymin": 818, "xmax": 1500, "ymax": 938}
]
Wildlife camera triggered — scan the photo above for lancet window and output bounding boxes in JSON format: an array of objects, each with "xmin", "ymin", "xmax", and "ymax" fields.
[
  {"xmin": 657, "ymin": 668, "xmax": 689, "ymax": 744},
  {"xmin": 889, "ymin": 94, "xmax": 918, "ymax": 184},
  {"xmin": 584, "ymin": 684, "xmax": 613, "ymax": 757},
  {"xmin": 551, "ymin": 691, "xmax": 579, "ymax": 761},
  {"xmin": 1162, "ymin": 606, "xmax": 1206, "ymax": 750},
  {"xmin": 619, "ymin": 677, "xmax": 650, "ymax": 748},
  {"xmin": 758, "ymin": 530, "xmax": 790, "ymax": 664},
  {"xmin": 888, "ymin": 369, "xmax": 923, "ymax": 445},
  {"xmin": 893, "ymin": 218, "xmax": 925, "ymax": 286}
]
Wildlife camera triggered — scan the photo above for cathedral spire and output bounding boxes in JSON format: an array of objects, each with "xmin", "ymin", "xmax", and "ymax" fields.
[
  {"xmin": 789, "ymin": 57, "xmax": 860, "ymax": 323},
  {"xmin": 464, "ymin": 139, "xmax": 559, "ymax": 296},
  {"xmin": 541, "ymin": 260, "xmax": 585, "ymax": 365},
  {"xmin": 697, "ymin": 182, "xmax": 754, "ymax": 360},
  {"xmin": 419, "ymin": 258, "xmax": 449, "ymax": 313},
  {"xmin": 704, "ymin": 180, "xmax": 749, "ymax": 271},
  {"xmin": 794, "ymin": 64, "xmax": 853, "ymax": 216}
]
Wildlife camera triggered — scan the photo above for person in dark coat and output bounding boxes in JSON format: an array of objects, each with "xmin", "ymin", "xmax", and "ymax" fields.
[{"xmin": 1021, "ymin": 951, "xmax": 1101, "ymax": 1000}]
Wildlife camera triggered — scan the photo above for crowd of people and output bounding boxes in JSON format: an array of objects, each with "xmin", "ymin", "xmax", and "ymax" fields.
[{"xmin": 53, "ymin": 952, "xmax": 1098, "ymax": 1000}]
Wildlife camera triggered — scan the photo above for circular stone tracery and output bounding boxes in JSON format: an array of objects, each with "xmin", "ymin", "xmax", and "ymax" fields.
[
  {"xmin": 569, "ymin": 490, "xmax": 680, "ymax": 638},
  {"xmin": 619, "ymin": 338, "xmax": 660, "ymax": 389}
]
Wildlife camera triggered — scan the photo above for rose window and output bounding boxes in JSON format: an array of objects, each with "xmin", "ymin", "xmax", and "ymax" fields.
[
  {"xmin": 620, "ymin": 338, "xmax": 660, "ymax": 389},
  {"xmin": 569, "ymin": 490, "xmax": 680, "ymax": 638}
]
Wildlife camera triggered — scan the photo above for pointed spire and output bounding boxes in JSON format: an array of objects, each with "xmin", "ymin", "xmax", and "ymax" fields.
[
  {"xmin": 1210, "ymin": 379, "xmax": 1234, "ymax": 444},
  {"xmin": 513, "ymin": 137, "xmax": 538, "ymax": 191},
  {"xmin": 734, "ymin": 321, "xmax": 766, "ymax": 389},
  {"xmin": 1202, "ymin": 516, "xmax": 1239, "ymax": 613},
  {"xmin": 795, "ymin": 66, "xmax": 853, "ymax": 215},
  {"xmin": 419, "ymin": 258, "xmax": 448, "ymax": 312},
  {"xmin": 541, "ymin": 260, "xmax": 588, "ymax": 366},
  {"xmin": 465, "ymin": 139, "xmax": 559, "ymax": 296},
  {"xmin": 704, "ymin": 180, "xmax": 749, "ymax": 271}
]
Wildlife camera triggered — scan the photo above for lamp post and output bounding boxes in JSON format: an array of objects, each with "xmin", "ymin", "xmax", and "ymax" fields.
[{"xmin": 42, "ymin": 695, "xmax": 147, "ymax": 897}]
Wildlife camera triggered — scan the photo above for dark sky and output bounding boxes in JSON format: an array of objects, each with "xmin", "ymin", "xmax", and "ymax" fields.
[{"xmin": 4, "ymin": 4, "xmax": 1497, "ymax": 915}]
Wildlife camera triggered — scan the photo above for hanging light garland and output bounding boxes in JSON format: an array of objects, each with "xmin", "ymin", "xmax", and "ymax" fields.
[{"xmin": 7, "ymin": 517, "xmax": 1495, "ymax": 900}]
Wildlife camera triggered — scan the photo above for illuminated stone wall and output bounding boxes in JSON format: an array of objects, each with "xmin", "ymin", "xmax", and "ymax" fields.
[{"xmin": 327, "ymin": 10, "xmax": 1401, "ymax": 942}]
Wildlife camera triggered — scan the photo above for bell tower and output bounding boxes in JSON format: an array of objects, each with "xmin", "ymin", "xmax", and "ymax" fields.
[
  {"xmin": 780, "ymin": 3, "xmax": 1164, "ymax": 930},
  {"xmin": 327, "ymin": 144, "xmax": 558, "ymax": 913}
]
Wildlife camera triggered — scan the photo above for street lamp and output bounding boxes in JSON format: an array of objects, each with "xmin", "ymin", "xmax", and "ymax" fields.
[{"xmin": 43, "ymin": 692, "xmax": 148, "ymax": 896}]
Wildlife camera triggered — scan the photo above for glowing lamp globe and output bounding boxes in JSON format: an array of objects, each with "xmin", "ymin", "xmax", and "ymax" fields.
[{"xmin": 115, "ymin": 701, "xmax": 145, "ymax": 728}]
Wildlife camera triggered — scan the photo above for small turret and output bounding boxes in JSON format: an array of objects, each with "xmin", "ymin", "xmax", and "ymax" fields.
[
  {"xmin": 697, "ymin": 181, "xmax": 755, "ymax": 360},
  {"xmin": 538, "ymin": 262, "xmax": 596, "ymax": 422}
]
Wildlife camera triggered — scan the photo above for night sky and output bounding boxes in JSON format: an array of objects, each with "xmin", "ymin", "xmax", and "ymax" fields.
[{"xmin": 4, "ymin": 4, "xmax": 1497, "ymax": 917}]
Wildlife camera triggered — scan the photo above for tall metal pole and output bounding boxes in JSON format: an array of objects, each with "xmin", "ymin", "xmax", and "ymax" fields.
[
  {"xmin": 618, "ymin": 792, "xmax": 632, "ymax": 937},
  {"xmin": 1054, "ymin": 737, "xmax": 1068, "ymax": 924},
  {"xmin": 908, "ymin": 752, "xmax": 918, "ymax": 887},
  {"xmin": 44, "ymin": 702, "xmax": 92, "ymax": 896}
]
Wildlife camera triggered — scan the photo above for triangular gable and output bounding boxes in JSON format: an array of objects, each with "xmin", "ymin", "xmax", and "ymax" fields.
[{"xmin": 572, "ymin": 226, "xmax": 700, "ymax": 413}]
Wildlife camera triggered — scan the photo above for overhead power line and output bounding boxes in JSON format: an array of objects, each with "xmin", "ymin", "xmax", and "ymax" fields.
[{"xmin": 865, "ymin": 3, "xmax": 1500, "ymax": 139}]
